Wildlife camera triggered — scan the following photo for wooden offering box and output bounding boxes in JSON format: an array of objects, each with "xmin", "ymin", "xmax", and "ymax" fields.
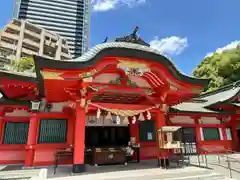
[{"xmin": 92, "ymin": 147, "xmax": 127, "ymax": 166}]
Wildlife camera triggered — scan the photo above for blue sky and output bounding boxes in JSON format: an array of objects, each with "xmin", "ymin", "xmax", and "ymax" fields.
[{"xmin": 1, "ymin": 0, "xmax": 240, "ymax": 75}]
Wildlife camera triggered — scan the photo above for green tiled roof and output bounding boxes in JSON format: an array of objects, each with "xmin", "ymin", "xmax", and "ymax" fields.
[{"xmin": 173, "ymin": 81, "xmax": 240, "ymax": 113}]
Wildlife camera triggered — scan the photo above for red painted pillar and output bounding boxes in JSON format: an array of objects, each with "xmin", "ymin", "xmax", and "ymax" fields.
[
  {"xmin": 67, "ymin": 115, "xmax": 74, "ymax": 147},
  {"xmin": 231, "ymin": 117, "xmax": 239, "ymax": 150},
  {"xmin": 0, "ymin": 111, "xmax": 5, "ymax": 144},
  {"xmin": 129, "ymin": 117, "xmax": 139, "ymax": 143},
  {"xmin": 25, "ymin": 113, "xmax": 38, "ymax": 167},
  {"xmin": 128, "ymin": 116, "xmax": 139, "ymax": 161},
  {"xmin": 194, "ymin": 117, "xmax": 201, "ymax": 152},
  {"xmin": 73, "ymin": 102, "xmax": 86, "ymax": 173},
  {"xmin": 155, "ymin": 110, "xmax": 166, "ymax": 159}
]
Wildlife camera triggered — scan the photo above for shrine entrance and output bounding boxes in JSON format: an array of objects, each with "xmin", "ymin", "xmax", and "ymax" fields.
[{"xmin": 85, "ymin": 126, "xmax": 130, "ymax": 147}]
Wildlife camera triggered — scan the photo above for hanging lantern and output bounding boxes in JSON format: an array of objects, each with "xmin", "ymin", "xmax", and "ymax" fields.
[
  {"xmin": 147, "ymin": 111, "xmax": 151, "ymax": 120},
  {"xmin": 123, "ymin": 116, "xmax": 129, "ymax": 125},
  {"xmin": 31, "ymin": 100, "xmax": 41, "ymax": 112},
  {"xmin": 138, "ymin": 112, "xmax": 145, "ymax": 121},
  {"xmin": 116, "ymin": 115, "xmax": 121, "ymax": 124},
  {"xmin": 132, "ymin": 116, "xmax": 137, "ymax": 124},
  {"xmin": 96, "ymin": 108, "xmax": 101, "ymax": 119},
  {"xmin": 105, "ymin": 111, "xmax": 112, "ymax": 120}
]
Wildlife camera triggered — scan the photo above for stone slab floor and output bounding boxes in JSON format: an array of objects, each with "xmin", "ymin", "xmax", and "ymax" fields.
[{"xmin": 46, "ymin": 160, "xmax": 231, "ymax": 180}]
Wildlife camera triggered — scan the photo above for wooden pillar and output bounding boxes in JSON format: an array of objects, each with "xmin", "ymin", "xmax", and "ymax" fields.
[
  {"xmin": 25, "ymin": 113, "xmax": 38, "ymax": 167},
  {"xmin": 0, "ymin": 111, "xmax": 5, "ymax": 144},
  {"xmin": 73, "ymin": 102, "xmax": 86, "ymax": 173}
]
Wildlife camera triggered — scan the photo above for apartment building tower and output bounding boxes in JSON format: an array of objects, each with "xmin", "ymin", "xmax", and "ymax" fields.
[
  {"xmin": 0, "ymin": 19, "xmax": 72, "ymax": 61},
  {"xmin": 13, "ymin": 0, "xmax": 91, "ymax": 58}
]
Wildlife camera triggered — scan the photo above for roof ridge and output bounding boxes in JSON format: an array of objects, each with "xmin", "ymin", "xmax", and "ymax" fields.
[{"xmin": 198, "ymin": 80, "xmax": 240, "ymax": 98}]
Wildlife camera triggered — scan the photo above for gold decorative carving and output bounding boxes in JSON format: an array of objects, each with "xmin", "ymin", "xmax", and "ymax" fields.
[
  {"xmin": 88, "ymin": 85, "xmax": 108, "ymax": 92},
  {"xmin": 80, "ymin": 98, "xmax": 86, "ymax": 108},
  {"xmin": 80, "ymin": 88, "xmax": 87, "ymax": 96},
  {"xmin": 82, "ymin": 77, "xmax": 93, "ymax": 82},
  {"xmin": 79, "ymin": 69, "xmax": 97, "ymax": 78},
  {"xmin": 41, "ymin": 71, "xmax": 64, "ymax": 80},
  {"xmin": 168, "ymin": 79, "xmax": 180, "ymax": 90},
  {"xmin": 160, "ymin": 104, "xmax": 169, "ymax": 113},
  {"xmin": 117, "ymin": 60, "xmax": 149, "ymax": 69},
  {"xmin": 146, "ymin": 89, "xmax": 155, "ymax": 96},
  {"xmin": 117, "ymin": 60, "xmax": 150, "ymax": 76}
]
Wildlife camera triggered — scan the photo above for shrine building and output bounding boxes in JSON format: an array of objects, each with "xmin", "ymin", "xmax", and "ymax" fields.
[{"xmin": 0, "ymin": 29, "xmax": 239, "ymax": 173}]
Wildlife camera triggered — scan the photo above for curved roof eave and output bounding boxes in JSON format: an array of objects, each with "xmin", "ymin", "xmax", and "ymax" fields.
[
  {"xmin": 34, "ymin": 42, "xmax": 209, "ymax": 87},
  {"xmin": 0, "ymin": 97, "xmax": 31, "ymax": 106},
  {"xmin": 0, "ymin": 70, "xmax": 36, "ymax": 83}
]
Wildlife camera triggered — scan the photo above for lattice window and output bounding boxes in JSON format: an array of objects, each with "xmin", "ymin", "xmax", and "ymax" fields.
[
  {"xmin": 139, "ymin": 120, "xmax": 156, "ymax": 142},
  {"xmin": 38, "ymin": 119, "xmax": 67, "ymax": 144},
  {"xmin": 182, "ymin": 128, "xmax": 196, "ymax": 143},
  {"xmin": 3, "ymin": 122, "xmax": 29, "ymax": 144},
  {"xmin": 203, "ymin": 128, "xmax": 220, "ymax": 141}
]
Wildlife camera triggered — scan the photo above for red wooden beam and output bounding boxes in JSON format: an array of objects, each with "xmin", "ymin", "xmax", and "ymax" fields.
[
  {"xmin": 84, "ymin": 82, "xmax": 153, "ymax": 95},
  {"xmin": 168, "ymin": 112, "xmax": 223, "ymax": 118},
  {"xmin": 88, "ymin": 102, "xmax": 157, "ymax": 110}
]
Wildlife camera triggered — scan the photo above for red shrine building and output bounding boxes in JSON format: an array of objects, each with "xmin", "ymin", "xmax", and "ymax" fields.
[{"xmin": 0, "ymin": 29, "xmax": 239, "ymax": 173}]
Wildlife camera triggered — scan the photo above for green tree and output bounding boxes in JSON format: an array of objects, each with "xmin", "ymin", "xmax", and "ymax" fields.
[
  {"xmin": 10, "ymin": 57, "xmax": 35, "ymax": 72},
  {"xmin": 193, "ymin": 45, "xmax": 240, "ymax": 92}
]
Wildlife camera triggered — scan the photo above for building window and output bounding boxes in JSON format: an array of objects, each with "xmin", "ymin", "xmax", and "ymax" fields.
[
  {"xmin": 174, "ymin": 127, "xmax": 196, "ymax": 143},
  {"xmin": 138, "ymin": 120, "xmax": 156, "ymax": 142},
  {"xmin": 3, "ymin": 122, "xmax": 29, "ymax": 144},
  {"xmin": 203, "ymin": 128, "xmax": 220, "ymax": 141},
  {"xmin": 38, "ymin": 119, "xmax": 67, "ymax": 144}
]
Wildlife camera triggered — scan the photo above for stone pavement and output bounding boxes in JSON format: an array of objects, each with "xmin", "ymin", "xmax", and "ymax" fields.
[
  {"xmin": 0, "ymin": 159, "xmax": 236, "ymax": 180},
  {"xmin": 48, "ymin": 165, "xmax": 230, "ymax": 180},
  {"xmin": 0, "ymin": 165, "xmax": 6, "ymax": 171},
  {"xmin": 189, "ymin": 153, "xmax": 240, "ymax": 180}
]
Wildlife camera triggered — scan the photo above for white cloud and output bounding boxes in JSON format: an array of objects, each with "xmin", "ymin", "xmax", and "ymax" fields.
[
  {"xmin": 149, "ymin": 36, "xmax": 188, "ymax": 56},
  {"xmin": 205, "ymin": 40, "xmax": 240, "ymax": 58},
  {"xmin": 91, "ymin": 0, "xmax": 146, "ymax": 12}
]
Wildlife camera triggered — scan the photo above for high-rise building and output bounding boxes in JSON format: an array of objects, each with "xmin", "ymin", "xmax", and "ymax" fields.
[
  {"xmin": 0, "ymin": 19, "xmax": 72, "ymax": 60},
  {"xmin": 13, "ymin": 0, "xmax": 91, "ymax": 58}
]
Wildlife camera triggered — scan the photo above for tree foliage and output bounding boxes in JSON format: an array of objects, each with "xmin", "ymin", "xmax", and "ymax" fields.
[
  {"xmin": 10, "ymin": 57, "xmax": 35, "ymax": 72},
  {"xmin": 193, "ymin": 45, "xmax": 240, "ymax": 92}
]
